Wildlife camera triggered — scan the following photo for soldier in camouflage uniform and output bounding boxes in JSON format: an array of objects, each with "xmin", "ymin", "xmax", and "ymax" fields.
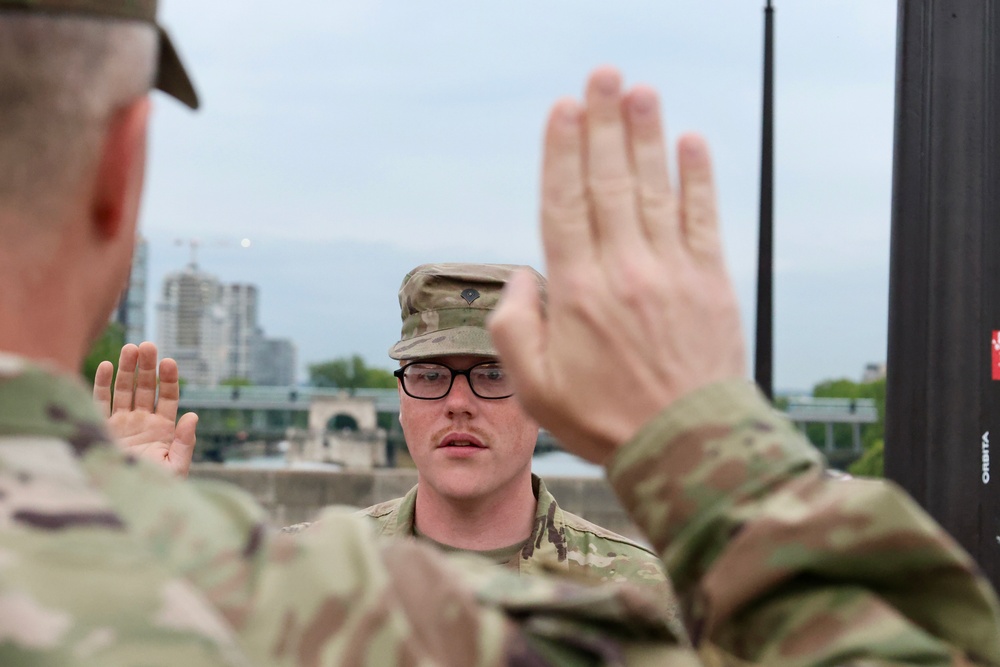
[
  {"xmin": 287, "ymin": 263, "xmax": 672, "ymax": 597},
  {"xmin": 2, "ymin": 0, "xmax": 1000, "ymax": 663}
]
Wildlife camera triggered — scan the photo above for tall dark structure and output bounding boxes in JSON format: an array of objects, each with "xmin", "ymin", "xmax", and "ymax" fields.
[
  {"xmin": 754, "ymin": 0, "xmax": 775, "ymax": 400},
  {"xmin": 886, "ymin": 0, "xmax": 1000, "ymax": 587}
]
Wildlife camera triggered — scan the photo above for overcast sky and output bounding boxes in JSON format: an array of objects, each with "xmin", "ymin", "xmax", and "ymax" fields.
[{"xmin": 141, "ymin": 0, "xmax": 897, "ymax": 392}]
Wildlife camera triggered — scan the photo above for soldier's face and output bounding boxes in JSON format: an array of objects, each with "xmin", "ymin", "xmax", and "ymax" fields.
[{"xmin": 398, "ymin": 354, "xmax": 539, "ymax": 505}]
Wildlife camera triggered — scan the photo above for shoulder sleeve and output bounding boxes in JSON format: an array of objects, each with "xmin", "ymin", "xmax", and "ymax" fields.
[
  {"xmin": 358, "ymin": 497, "xmax": 400, "ymax": 520},
  {"xmin": 87, "ymin": 451, "xmax": 687, "ymax": 664},
  {"xmin": 607, "ymin": 379, "xmax": 1000, "ymax": 665},
  {"xmin": 558, "ymin": 510, "xmax": 671, "ymax": 584}
]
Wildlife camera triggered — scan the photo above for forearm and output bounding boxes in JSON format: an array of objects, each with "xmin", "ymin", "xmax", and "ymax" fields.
[{"xmin": 608, "ymin": 380, "xmax": 1000, "ymax": 665}]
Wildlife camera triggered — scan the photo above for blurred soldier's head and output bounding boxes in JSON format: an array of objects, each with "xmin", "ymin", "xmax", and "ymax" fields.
[
  {"xmin": 0, "ymin": 0, "xmax": 196, "ymax": 369},
  {"xmin": 389, "ymin": 263, "xmax": 547, "ymax": 505}
]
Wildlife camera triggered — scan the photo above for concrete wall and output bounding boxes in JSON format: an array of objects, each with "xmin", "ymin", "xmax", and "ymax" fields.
[{"xmin": 189, "ymin": 465, "xmax": 643, "ymax": 540}]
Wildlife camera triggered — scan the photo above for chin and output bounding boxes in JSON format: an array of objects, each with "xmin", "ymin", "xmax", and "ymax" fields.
[
  {"xmin": 441, "ymin": 484, "xmax": 487, "ymax": 502},
  {"xmin": 433, "ymin": 476, "xmax": 492, "ymax": 502}
]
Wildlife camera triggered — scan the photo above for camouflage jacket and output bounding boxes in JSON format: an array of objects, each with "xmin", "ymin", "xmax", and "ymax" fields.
[
  {"xmin": 362, "ymin": 475, "xmax": 670, "ymax": 590},
  {"xmin": 2, "ymin": 353, "xmax": 999, "ymax": 665}
]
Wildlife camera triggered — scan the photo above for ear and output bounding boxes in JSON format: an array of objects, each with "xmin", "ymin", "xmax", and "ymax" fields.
[{"xmin": 90, "ymin": 96, "xmax": 151, "ymax": 240}]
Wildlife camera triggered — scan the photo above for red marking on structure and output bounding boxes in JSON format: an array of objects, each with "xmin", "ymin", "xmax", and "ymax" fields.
[{"xmin": 992, "ymin": 331, "xmax": 1000, "ymax": 380}]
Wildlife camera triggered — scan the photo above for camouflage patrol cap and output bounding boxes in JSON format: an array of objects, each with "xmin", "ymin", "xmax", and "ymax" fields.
[
  {"xmin": 0, "ymin": 0, "xmax": 199, "ymax": 109},
  {"xmin": 389, "ymin": 263, "xmax": 546, "ymax": 360}
]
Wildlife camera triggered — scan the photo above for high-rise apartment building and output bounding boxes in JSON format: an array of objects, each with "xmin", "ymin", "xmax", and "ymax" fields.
[
  {"xmin": 222, "ymin": 283, "xmax": 259, "ymax": 382},
  {"xmin": 157, "ymin": 263, "xmax": 298, "ymax": 387},
  {"xmin": 157, "ymin": 265, "xmax": 227, "ymax": 387}
]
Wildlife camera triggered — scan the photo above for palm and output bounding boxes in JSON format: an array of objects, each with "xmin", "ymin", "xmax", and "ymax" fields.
[
  {"xmin": 107, "ymin": 411, "xmax": 190, "ymax": 473},
  {"xmin": 94, "ymin": 342, "xmax": 198, "ymax": 478}
]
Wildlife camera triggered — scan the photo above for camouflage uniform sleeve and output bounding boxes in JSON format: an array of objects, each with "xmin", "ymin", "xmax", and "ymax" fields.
[
  {"xmin": 607, "ymin": 379, "xmax": 1000, "ymax": 665},
  {"xmin": 87, "ymin": 449, "xmax": 688, "ymax": 665}
]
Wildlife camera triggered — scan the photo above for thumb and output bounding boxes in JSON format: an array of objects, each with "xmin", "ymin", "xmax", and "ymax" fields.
[
  {"xmin": 489, "ymin": 269, "xmax": 547, "ymax": 406},
  {"xmin": 171, "ymin": 412, "xmax": 198, "ymax": 478}
]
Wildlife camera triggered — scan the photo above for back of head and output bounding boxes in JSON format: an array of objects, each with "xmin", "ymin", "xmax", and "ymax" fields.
[
  {"xmin": 0, "ymin": 3, "xmax": 199, "ymax": 369},
  {"xmin": 0, "ymin": 13, "xmax": 157, "ymax": 228},
  {"xmin": 0, "ymin": 0, "xmax": 197, "ymax": 234},
  {"xmin": 389, "ymin": 263, "xmax": 546, "ymax": 360}
]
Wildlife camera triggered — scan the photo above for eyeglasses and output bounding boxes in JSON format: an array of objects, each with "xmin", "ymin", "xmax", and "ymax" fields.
[{"xmin": 393, "ymin": 361, "xmax": 514, "ymax": 400}]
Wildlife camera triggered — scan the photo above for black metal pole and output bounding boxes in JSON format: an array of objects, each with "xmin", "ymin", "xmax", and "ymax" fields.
[
  {"xmin": 886, "ymin": 0, "xmax": 1000, "ymax": 588},
  {"xmin": 755, "ymin": 0, "xmax": 775, "ymax": 400}
]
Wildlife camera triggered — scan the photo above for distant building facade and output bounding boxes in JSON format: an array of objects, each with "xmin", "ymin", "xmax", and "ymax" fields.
[
  {"xmin": 222, "ymin": 283, "xmax": 260, "ymax": 382},
  {"xmin": 252, "ymin": 337, "xmax": 297, "ymax": 387},
  {"xmin": 157, "ymin": 263, "xmax": 296, "ymax": 387},
  {"xmin": 157, "ymin": 264, "xmax": 227, "ymax": 387},
  {"xmin": 113, "ymin": 236, "xmax": 148, "ymax": 344},
  {"xmin": 862, "ymin": 362, "xmax": 887, "ymax": 383}
]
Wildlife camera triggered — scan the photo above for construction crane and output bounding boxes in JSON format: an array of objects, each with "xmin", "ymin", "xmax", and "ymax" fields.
[{"xmin": 174, "ymin": 237, "xmax": 252, "ymax": 270}]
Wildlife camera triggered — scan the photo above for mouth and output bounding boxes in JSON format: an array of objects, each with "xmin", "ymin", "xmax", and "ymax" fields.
[{"xmin": 439, "ymin": 434, "xmax": 486, "ymax": 449}]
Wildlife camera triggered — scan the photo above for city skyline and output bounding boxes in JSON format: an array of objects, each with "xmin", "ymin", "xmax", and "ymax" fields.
[
  {"xmin": 143, "ymin": 244, "xmax": 884, "ymax": 392},
  {"xmin": 140, "ymin": 1, "xmax": 896, "ymax": 391},
  {"xmin": 155, "ymin": 260, "xmax": 297, "ymax": 387}
]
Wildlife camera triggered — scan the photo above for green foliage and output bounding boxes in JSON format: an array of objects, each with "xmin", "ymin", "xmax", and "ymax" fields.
[
  {"xmin": 81, "ymin": 322, "xmax": 125, "ymax": 385},
  {"xmin": 309, "ymin": 355, "xmax": 397, "ymax": 391},
  {"xmin": 377, "ymin": 411, "xmax": 399, "ymax": 433},
  {"xmin": 805, "ymin": 378, "xmax": 885, "ymax": 451},
  {"xmin": 803, "ymin": 376, "xmax": 886, "ymax": 477},
  {"xmin": 849, "ymin": 439, "xmax": 885, "ymax": 477}
]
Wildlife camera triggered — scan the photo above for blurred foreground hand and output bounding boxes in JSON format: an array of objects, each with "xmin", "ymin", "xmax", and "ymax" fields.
[{"xmin": 490, "ymin": 67, "xmax": 746, "ymax": 464}]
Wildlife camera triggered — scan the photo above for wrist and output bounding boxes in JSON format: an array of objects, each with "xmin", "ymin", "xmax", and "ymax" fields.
[{"xmin": 605, "ymin": 379, "xmax": 823, "ymax": 553}]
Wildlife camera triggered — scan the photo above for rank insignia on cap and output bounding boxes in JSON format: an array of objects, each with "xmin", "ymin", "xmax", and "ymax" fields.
[{"xmin": 389, "ymin": 263, "xmax": 545, "ymax": 360}]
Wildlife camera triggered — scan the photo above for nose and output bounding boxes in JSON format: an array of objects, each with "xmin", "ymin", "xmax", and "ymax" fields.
[{"xmin": 444, "ymin": 372, "xmax": 478, "ymax": 417}]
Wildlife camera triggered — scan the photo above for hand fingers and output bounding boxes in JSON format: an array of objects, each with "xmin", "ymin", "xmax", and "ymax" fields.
[
  {"xmin": 93, "ymin": 361, "xmax": 114, "ymax": 418},
  {"xmin": 540, "ymin": 97, "xmax": 592, "ymax": 279},
  {"xmin": 111, "ymin": 344, "xmax": 139, "ymax": 414},
  {"xmin": 677, "ymin": 133, "xmax": 723, "ymax": 264},
  {"xmin": 155, "ymin": 357, "xmax": 181, "ymax": 423},
  {"xmin": 623, "ymin": 86, "xmax": 680, "ymax": 254},
  {"xmin": 584, "ymin": 67, "xmax": 646, "ymax": 256},
  {"xmin": 488, "ymin": 269, "xmax": 548, "ymax": 409},
  {"xmin": 171, "ymin": 413, "xmax": 198, "ymax": 478},
  {"xmin": 132, "ymin": 342, "xmax": 159, "ymax": 413}
]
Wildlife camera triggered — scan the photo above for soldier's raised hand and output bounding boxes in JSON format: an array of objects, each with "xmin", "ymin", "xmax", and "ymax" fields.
[
  {"xmin": 490, "ymin": 67, "xmax": 746, "ymax": 464},
  {"xmin": 93, "ymin": 341, "xmax": 198, "ymax": 477}
]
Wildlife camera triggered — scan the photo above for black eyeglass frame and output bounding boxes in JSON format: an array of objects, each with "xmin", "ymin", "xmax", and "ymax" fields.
[{"xmin": 393, "ymin": 361, "xmax": 514, "ymax": 400}]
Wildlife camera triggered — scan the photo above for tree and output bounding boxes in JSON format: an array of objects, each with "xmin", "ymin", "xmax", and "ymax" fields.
[
  {"xmin": 849, "ymin": 439, "xmax": 884, "ymax": 478},
  {"xmin": 803, "ymin": 376, "xmax": 886, "ymax": 477},
  {"xmin": 308, "ymin": 355, "xmax": 396, "ymax": 391},
  {"xmin": 81, "ymin": 322, "xmax": 125, "ymax": 385}
]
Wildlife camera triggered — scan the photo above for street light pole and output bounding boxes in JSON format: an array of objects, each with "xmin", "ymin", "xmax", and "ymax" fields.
[{"xmin": 755, "ymin": 0, "xmax": 775, "ymax": 400}]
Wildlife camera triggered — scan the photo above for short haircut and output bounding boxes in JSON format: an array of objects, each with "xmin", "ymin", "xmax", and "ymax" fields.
[{"xmin": 0, "ymin": 14, "xmax": 157, "ymax": 224}]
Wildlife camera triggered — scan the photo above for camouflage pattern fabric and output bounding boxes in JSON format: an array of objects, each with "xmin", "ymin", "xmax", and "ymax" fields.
[
  {"xmin": 358, "ymin": 475, "xmax": 688, "ymax": 641},
  {"xmin": 389, "ymin": 263, "xmax": 546, "ymax": 360},
  {"xmin": 361, "ymin": 475, "xmax": 671, "ymax": 586},
  {"xmin": 0, "ymin": 354, "xmax": 250, "ymax": 666},
  {"xmin": 608, "ymin": 380, "xmax": 1000, "ymax": 665},
  {"xmin": 2, "ymin": 353, "xmax": 1000, "ymax": 664}
]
